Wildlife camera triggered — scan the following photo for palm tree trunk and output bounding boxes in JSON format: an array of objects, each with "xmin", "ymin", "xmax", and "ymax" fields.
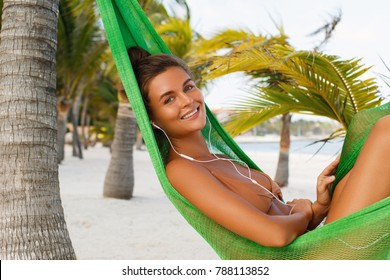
[
  {"xmin": 103, "ymin": 94, "xmax": 137, "ymax": 199},
  {"xmin": 274, "ymin": 113, "xmax": 292, "ymax": 187},
  {"xmin": 57, "ymin": 99, "xmax": 71, "ymax": 164},
  {"xmin": 71, "ymin": 93, "xmax": 83, "ymax": 158},
  {"xmin": 69, "ymin": 107, "xmax": 83, "ymax": 159},
  {"xmin": 0, "ymin": 0, "xmax": 75, "ymax": 259},
  {"xmin": 81, "ymin": 94, "xmax": 90, "ymax": 149}
]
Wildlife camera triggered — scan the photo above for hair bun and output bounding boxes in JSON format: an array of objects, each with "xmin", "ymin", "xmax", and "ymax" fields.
[{"xmin": 127, "ymin": 46, "xmax": 151, "ymax": 68}]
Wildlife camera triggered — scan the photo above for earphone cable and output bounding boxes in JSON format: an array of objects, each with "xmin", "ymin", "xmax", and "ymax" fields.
[{"xmin": 152, "ymin": 118, "xmax": 294, "ymax": 211}]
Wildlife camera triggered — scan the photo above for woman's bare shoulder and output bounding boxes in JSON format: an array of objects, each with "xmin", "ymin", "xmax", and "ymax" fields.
[{"xmin": 166, "ymin": 158, "xmax": 210, "ymax": 187}]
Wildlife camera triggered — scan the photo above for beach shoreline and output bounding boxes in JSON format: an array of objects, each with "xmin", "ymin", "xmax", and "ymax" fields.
[{"xmin": 59, "ymin": 144, "xmax": 337, "ymax": 260}]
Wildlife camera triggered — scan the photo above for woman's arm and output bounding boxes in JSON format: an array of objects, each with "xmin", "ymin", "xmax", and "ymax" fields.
[{"xmin": 166, "ymin": 158, "xmax": 312, "ymax": 247}]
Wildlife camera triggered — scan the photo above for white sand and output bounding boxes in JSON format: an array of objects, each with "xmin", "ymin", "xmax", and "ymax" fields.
[{"xmin": 59, "ymin": 144, "xmax": 337, "ymax": 260}]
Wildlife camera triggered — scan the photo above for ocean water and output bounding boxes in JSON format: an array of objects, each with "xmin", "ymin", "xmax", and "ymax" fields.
[{"xmin": 237, "ymin": 139, "xmax": 344, "ymax": 156}]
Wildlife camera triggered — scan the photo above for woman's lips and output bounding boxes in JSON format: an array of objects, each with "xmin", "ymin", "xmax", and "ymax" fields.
[{"xmin": 181, "ymin": 107, "xmax": 199, "ymax": 120}]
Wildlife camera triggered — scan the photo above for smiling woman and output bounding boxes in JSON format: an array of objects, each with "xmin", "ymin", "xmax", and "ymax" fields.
[{"xmin": 126, "ymin": 45, "xmax": 390, "ymax": 248}]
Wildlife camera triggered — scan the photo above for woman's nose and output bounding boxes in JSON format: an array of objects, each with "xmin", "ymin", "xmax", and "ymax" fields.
[{"xmin": 178, "ymin": 92, "xmax": 192, "ymax": 107}]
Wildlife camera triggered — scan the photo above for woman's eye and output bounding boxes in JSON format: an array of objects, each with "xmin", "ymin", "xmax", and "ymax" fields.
[
  {"xmin": 184, "ymin": 85, "xmax": 195, "ymax": 92},
  {"xmin": 164, "ymin": 96, "xmax": 174, "ymax": 104}
]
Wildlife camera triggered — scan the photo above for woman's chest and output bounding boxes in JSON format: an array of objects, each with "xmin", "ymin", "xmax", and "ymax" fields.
[{"xmin": 203, "ymin": 161, "xmax": 275, "ymax": 212}]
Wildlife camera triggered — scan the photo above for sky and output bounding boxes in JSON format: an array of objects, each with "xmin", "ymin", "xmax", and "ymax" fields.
[{"xmin": 163, "ymin": 0, "xmax": 390, "ymax": 114}]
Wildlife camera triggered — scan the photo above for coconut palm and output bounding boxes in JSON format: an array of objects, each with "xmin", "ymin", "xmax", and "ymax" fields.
[
  {"xmin": 0, "ymin": 0, "xmax": 75, "ymax": 259},
  {"xmin": 192, "ymin": 27, "xmax": 382, "ymax": 186},
  {"xmin": 200, "ymin": 42, "xmax": 382, "ymax": 185},
  {"xmin": 101, "ymin": 49, "xmax": 139, "ymax": 199},
  {"xmin": 57, "ymin": 0, "xmax": 107, "ymax": 163},
  {"xmin": 103, "ymin": 81, "xmax": 137, "ymax": 199},
  {"xmin": 206, "ymin": 45, "xmax": 381, "ymax": 133},
  {"xmin": 88, "ymin": 71, "xmax": 119, "ymax": 147}
]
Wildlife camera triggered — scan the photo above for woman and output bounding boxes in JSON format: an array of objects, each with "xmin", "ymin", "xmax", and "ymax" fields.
[{"xmin": 128, "ymin": 46, "xmax": 390, "ymax": 247}]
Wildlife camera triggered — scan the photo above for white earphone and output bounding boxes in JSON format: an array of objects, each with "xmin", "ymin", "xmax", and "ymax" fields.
[
  {"xmin": 151, "ymin": 121, "xmax": 195, "ymax": 160},
  {"xmin": 150, "ymin": 121, "xmax": 159, "ymax": 129}
]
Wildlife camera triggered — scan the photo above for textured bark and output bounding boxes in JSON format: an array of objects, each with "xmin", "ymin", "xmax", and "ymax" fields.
[
  {"xmin": 71, "ymin": 93, "xmax": 83, "ymax": 158},
  {"xmin": 57, "ymin": 100, "xmax": 70, "ymax": 164},
  {"xmin": 274, "ymin": 113, "xmax": 292, "ymax": 187},
  {"xmin": 81, "ymin": 95, "xmax": 90, "ymax": 149},
  {"xmin": 0, "ymin": 0, "xmax": 75, "ymax": 259},
  {"xmin": 70, "ymin": 106, "xmax": 83, "ymax": 159},
  {"xmin": 103, "ymin": 100, "xmax": 137, "ymax": 199}
]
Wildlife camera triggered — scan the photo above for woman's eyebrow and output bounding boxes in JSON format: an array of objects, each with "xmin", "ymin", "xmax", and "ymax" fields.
[
  {"xmin": 183, "ymin": 78, "xmax": 193, "ymax": 85},
  {"xmin": 159, "ymin": 91, "xmax": 173, "ymax": 102}
]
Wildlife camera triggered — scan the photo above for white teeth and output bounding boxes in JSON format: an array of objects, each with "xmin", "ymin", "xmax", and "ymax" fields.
[{"xmin": 182, "ymin": 108, "xmax": 198, "ymax": 119}]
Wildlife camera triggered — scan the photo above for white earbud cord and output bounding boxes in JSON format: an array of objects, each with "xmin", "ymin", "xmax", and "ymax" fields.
[{"xmin": 153, "ymin": 117, "xmax": 295, "ymax": 213}]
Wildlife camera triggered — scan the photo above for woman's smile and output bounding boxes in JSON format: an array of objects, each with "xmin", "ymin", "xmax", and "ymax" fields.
[{"xmin": 181, "ymin": 106, "xmax": 200, "ymax": 120}]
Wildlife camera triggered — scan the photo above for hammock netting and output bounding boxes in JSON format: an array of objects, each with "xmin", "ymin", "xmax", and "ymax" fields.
[{"xmin": 96, "ymin": 0, "xmax": 390, "ymax": 259}]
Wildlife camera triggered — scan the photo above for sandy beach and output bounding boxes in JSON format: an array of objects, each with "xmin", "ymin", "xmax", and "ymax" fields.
[{"xmin": 59, "ymin": 143, "xmax": 338, "ymax": 260}]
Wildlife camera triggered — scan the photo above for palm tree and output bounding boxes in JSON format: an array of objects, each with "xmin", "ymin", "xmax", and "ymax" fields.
[
  {"xmin": 103, "ymin": 81, "xmax": 137, "ymax": 199},
  {"xmin": 87, "ymin": 69, "xmax": 119, "ymax": 147},
  {"xmin": 206, "ymin": 45, "xmax": 381, "ymax": 133},
  {"xmin": 57, "ymin": 0, "xmax": 107, "ymax": 163},
  {"xmin": 191, "ymin": 28, "xmax": 381, "ymax": 185},
  {"xmin": 0, "ymin": 0, "xmax": 75, "ymax": 259},
  {"xmin": 201, "ymin": 42, "xmax": 382, "ymax": 181},
  {"xmin": 101, "ymin": 49, "xmax": 137, "ymax": 199}
]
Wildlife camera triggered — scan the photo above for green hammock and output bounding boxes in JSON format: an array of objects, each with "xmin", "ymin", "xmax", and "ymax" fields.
[{"xmin": 96, "ymin": 0, "xmax": 390, "ymax": 259}]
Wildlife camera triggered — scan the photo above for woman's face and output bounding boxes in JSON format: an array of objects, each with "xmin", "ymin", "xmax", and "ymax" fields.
[{"xmin": 148, "ymin": 66, "xmax": 206, "ymax": 138}]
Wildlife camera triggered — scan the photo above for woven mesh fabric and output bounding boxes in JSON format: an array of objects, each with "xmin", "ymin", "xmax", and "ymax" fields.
[{"xmin": 96, "ymin": 0, "xmax": 390, "ymax": 259}]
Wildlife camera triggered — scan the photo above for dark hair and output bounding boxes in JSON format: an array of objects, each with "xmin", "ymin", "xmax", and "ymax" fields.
[{"xmin": 127, "ymin": 46, "xmax": 194, "ymax": 118}]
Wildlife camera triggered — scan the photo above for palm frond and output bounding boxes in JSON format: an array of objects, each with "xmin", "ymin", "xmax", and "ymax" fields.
[
  {"xmin": 202, "ymin": 47, "xmax": 278, "ymax": 80},
  {"xmin": 156, "ymin": 17, "xmax": 192, "ymax": 58},
  {"xmin": 275, "ymin": 46, "xmax": 380, "ymax": 112},
  {"xmin": 203, "ymin": 42, "xmax": 382, "ymax": 134},
  {"xmin": 57, "ymin": 0, "xmax": 108, "ymax": 101},
  {"xmin": 189, "ymin": 28, "xmax": 288, "ymax": 80},
  {"xmin": 194, "ymin": 29, "xmax": 258, "ymax": 54}
]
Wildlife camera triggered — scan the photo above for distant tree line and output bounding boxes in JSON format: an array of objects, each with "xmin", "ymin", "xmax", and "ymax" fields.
[{"xmin": 250, "ymin": 118, "xmax": 342, "ymax": 137}]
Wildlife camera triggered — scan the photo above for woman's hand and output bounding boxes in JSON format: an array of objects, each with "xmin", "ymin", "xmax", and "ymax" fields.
[
  {"xmin": 307, "ymin": 156, "xmax": 340, "ymax": 230},
  {"xmin": 287, "ymin": 198, "xmax": 313, "ymax": 221},
  {"xmin": 316, "ymin": 156, "xmax": 340, "ymax": 208}
]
